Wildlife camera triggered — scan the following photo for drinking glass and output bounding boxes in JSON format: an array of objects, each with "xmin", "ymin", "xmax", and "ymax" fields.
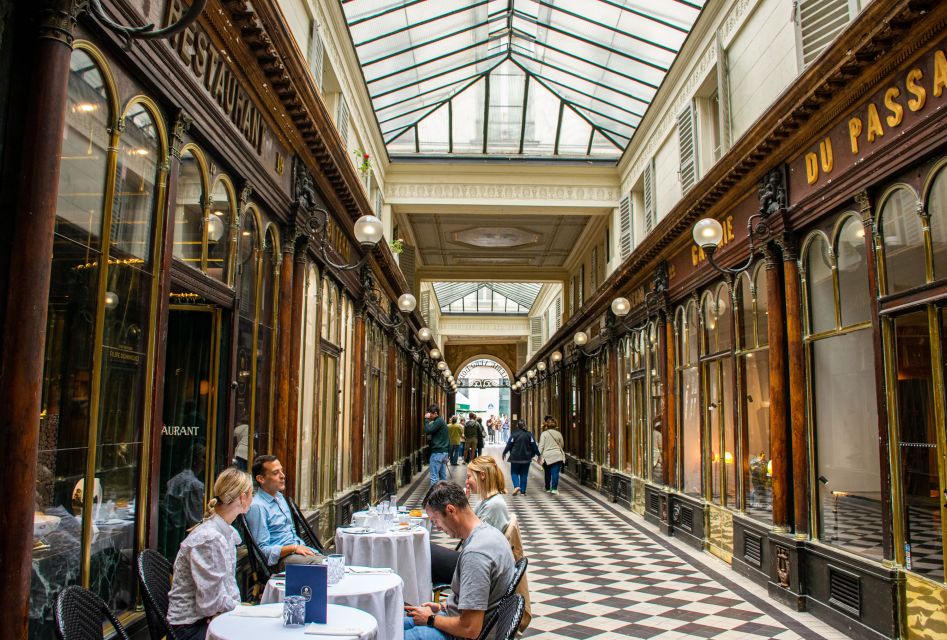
[
  {"xmin": 283, "ymin": 595, "xmax": 306, "ymax": 627},
  {"xmin": 380, "ymin": 500, "xmax": 390, "ymax": 515},
  {"xmin": 327, "ymin": 554, "xmax": 345, "ymax": 586},
  {"xmin": 389, "ymin": 494, "xmax": 398, "ymax": 512}
]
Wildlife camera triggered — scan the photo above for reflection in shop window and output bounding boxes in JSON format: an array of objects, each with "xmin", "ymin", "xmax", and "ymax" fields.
[
  {"xmin": 803, "ymin": 217, "xmax": 883, "ymax": 562},
  {"xmin": 928, "ymin": 168, "xmax": 947, "ymax": 281},
  {"xmin": 880, "ymin": 187, "xmax": 925, "ymax": 295},
  {"xmin": 678, "ymin": 302, "xmax": 701, "ymax": 497},
  {"xmin": 173, "ymin": 148, "xmax": 205, "ymax": 268}
]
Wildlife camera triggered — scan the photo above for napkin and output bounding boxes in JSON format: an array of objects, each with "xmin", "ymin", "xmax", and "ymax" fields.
[
  {"xmin": 346, "ymin": 567, "xmax": 392, "ymax": 574},
  {"xmin": 303, "ymin": 624, "xmax": 363, "ymax": 636},
  {"xmin": 232, "ymin": 606, "xmax": 282, "ymax": 618}
]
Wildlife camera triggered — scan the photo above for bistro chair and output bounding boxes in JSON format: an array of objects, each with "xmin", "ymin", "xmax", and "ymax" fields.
[
  {"xmin": 54, "ymin": 585, "xmax": 130, "ymax": 640},
  {"xmin": 137, "ymin": 549, "xmax": 178, "ymax": 640},
  {"xmin": 504, "ymin": 557, "xmax": 528, "ymax": 598},
  {"xmin": 233, "ymin": 513, "xmax": 273, "ymax": 599},
  {"xmin": 477, "ymin": 593, "xmax": 525, "ymax": 640},
  {"xmin": 287, "ymin": 496, "xmax": 326, "ymax": 554}
]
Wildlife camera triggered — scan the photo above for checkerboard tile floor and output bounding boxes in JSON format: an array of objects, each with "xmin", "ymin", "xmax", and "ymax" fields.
[{"xmin": 400, "ymin": 446, "xmax": 856, "ymax": 640}]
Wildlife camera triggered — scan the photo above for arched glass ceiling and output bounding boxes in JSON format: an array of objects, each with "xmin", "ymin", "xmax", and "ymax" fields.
[
  {"xmin": 341, "ymin": 0, "xmax": 706, "ymax": 159},
  {"xmin": 433, "ymin": 282, "xmax": 541, "ymax": 314}
]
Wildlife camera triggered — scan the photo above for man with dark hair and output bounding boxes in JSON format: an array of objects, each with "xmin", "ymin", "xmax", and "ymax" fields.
[
  {"xmin": 246, "ymin": 455, "xmax": 323, "ymax": 569},
  {"xmin": 424, "ymin": 404, "xmax": 450, "ymax": 486},
  {"xmin": 404, "ymin": 481, "xmax": 514, "ymax": 639}
]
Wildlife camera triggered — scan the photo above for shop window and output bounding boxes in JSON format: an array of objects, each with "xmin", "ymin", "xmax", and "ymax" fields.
[
  {"xmin": 927, "ymin": 167, "xmax": 947, "ymax": 281},
  {"xmin": 235, "ymin": 211, "xmax": 259, "ymax": 463},
  {"xmin": 836, "ymin": 215, "xmax": 871, "ymax": 326},
  {"xmin": 805, "ymin": 233, "xmax": 835, "ymax": 335},
  {"xmin": 802, "ymin": 215, "xmax": 883, "ymax": 562},
  {"xmin": 253, "ymin": 225, "xmax": 279, "ymax": 458},
  {"xmin": 880, "ymin": 187, "xmax": 925, "ymax": 295},
  {"xmin": 112, "ymin": 102, "xmax": 160, "ymax": 263},
  {"xmin": 297, "ymin": 264, "xmax": 319, "ymax": 509},
  {"xmin": 34, "ymin": 46, "xmax": 115, "ymax": 636},
  {"xmin": 678, "ymin": 301, "xmax": 701, "ymax": 497},
  {"xmin": 173, "ymin": 147, "xmax": 205, "ymax": 268},
  {"xmin": 701, "ymin": 284, "xmax": 736, "ymax": 508},
  {"xmin": 207, "ymin": 177, "xmax": 235, "ymax": 283},
  {"xmin": 648, "ymin": 322, "xmax": 663, "ymax": 484},
  {"xmin": 736, "ymin": 267, "xmax": 772, "ymax": 523}
]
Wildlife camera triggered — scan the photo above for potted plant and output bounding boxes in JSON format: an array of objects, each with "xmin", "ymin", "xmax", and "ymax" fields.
[{"xmin": 389, "ymin": 238, "xmax": 405, "ymax": 255}]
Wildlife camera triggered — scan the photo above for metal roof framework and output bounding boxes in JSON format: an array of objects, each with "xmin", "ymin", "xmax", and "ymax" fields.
[
  {"xmin": 341, "ymin": 0, "xmax": 705, "ymax": 159},
  {"xmin": 432, "ymin": 281, "xmax": 542, "ymax": 313}
]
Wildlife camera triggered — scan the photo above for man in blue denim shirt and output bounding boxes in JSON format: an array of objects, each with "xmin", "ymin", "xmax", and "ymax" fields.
[
  {"xmin": 246, "ymin": 455, "xmax": 323, "ymax": 570},
  {"xmin": 424, "ymin": 405, "xmax": 450, "ymax": 486}
]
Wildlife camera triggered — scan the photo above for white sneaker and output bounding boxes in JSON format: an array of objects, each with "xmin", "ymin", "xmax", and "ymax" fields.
[{"xmin": 512, "ymin": 487, "xmax": 521, "ymax": 495}]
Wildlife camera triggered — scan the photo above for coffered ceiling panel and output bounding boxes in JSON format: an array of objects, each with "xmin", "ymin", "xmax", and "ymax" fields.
[{"xmin": 407, "ymin": 212, "xmax": 587, "ymax": 267}]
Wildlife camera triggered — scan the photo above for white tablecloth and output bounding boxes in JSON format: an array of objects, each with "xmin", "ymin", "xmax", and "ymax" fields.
[
  {"xmin": 335, "ymin": 527, "xmax": 431, "ymax": 605},
  {"xmin": 352, "ymin": 510, "xmax": 431, "ymax": 532},
  {"xmin": 260, "ymin": 569, "xmax": 405, "ymax": 640},
  {"xmin": 208, "ymin": 603, "xmax": 376, "ymax": 640}
]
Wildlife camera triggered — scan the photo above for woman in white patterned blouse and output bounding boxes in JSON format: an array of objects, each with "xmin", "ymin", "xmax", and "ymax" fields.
[{"xmin": 167, "ymin": 467, "xmax": 252, "ymax": 640}]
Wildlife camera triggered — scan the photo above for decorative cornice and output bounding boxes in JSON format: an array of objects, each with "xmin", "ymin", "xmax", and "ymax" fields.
[
  {"xmin": 38, "ymin": 0, "xmax": 84, "ymax": 45},
  {"xmin": 387, "ymin": 183, "xmax": 618, "ymax": 204}
]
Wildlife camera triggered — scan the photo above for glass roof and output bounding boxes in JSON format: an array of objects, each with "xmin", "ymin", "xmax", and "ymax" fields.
[
  {"xmin": 432, "ymin": 282, "xmax": 542, "ymax": 314},
  {"xmin": 341, "ymin": 0, "xmax": 706, "ymax": 159}
]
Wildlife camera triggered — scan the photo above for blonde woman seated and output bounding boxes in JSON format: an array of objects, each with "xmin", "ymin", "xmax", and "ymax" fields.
[
  {"xmin": 430, "ymin": 455, "xmax": 509, "ymax": 585},
  {"xmin": 167, "ymin": 467, "xmax": 252, "ymax": 640}
]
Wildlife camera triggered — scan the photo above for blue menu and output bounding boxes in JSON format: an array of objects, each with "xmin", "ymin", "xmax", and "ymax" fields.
[{"xmin": 285, "ymin": 564, "xmax": 328, "ymax": 623}]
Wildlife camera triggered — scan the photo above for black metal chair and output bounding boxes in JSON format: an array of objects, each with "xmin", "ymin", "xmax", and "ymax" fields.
[
  {"xmin": 54, "ymin": 585, "xmax": 131, "ymax": 640},
  {"xmin": 234, "ymin": 513, "xmax": 273, "ymax": 599},
  {"xmin": 287, "ymin": 496, "xmax": 326, "ymax": 554},
  {"xmin": 477, "ymin": 593, "xmax": 525, "ymax": 640},
  {"xmin": 504, "ymin": 556, "xmax": 528, "ymax": 597},
  {"xmin": 137, "ymin": 549, "xmax": 177, "ymax": 640}
]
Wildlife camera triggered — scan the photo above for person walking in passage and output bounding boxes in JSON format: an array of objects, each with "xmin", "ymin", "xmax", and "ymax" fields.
[
  {"xmin": 475, "ymin": 417, "xmax": 486, "ymax": 457},
  {"xmin": 424, "ymin": 404, "xmax": 450, "ymax": 485},
  {"xmin": 539, "ymin": 416, "xmax": 566, "ymax": 494},
  {"xmin": 463, "ymin": 413, "xmax": 479, "ymax": 464},
  {"xmin": 166, "ymin": 468, "xmax": 252, "ymax": 640},
  {"xmin": 447, "ymin": 415, "xmax": 463, "ymax": 466},
  {"xmin": 503, "ymin": 420, "xmax": 540, "ymax": 495}
]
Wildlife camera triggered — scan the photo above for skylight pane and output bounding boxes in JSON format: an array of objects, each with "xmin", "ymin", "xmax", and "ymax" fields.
[
  {"xmin": 417, "ymin": 103, "xmax": 450, "ymax": 153},
  {"xmin": 451, "ymin": 78, "xmax": 485, "ymax": 153},
  {"xmin": 557, "ymin": 107, "xmax": 592, "ymax": 155},
  {"xmin": 589, "ymin": 131, "xmax": 621, "ymax": 157},
  {"xmin": 486, "ymin": 60, "xmax": 525, "ymax": 154},
  {"xmin": 521, "ymin": 78, "xmax": 558, "ymax": 155},
  {"xmin": 387, "ymin": 126, "xmax": 416, "ymax": 153}
]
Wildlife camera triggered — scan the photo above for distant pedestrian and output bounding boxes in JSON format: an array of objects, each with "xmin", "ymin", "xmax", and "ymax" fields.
[
  {"xmin": 447, "ymin": 416, "xmax": 463, "ymax": 466},
  {"xmin": 463, "ymin": 413, "xmax": 479, "ymax": 464},
  {"xmin": 539, "ymin": 417, "xmax": 565, "ymax": 495},
  {"xmin": 503, "ymin": 420, "xmax": 540, "ymax": 495},
  {"xmin": 501, "ymin": 416, "xmax": 510, "ymax": 443},
  {"xmin": 476, "ymin": 417, "xmax": 486, "ymax": 457},
  {"xmin": 424, "ymin": 405, "xmax": 450, "ymax": 486}
]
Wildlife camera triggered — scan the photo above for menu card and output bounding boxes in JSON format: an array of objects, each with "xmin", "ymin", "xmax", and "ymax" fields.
[{"xmin": 285, "ymin": 564, "xmax": 328, "ymax": 624}]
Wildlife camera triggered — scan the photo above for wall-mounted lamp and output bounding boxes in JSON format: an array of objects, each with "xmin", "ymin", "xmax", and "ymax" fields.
[
  {"xmin": 691, "ymin": 212, "xmax": 771, "ymax": 277},
  {"xmin": 551, "ymin": 351, "xmax": 562, "ymax": 364},
  {"xmin": 437, "ymin": 361, "xmax": 447, "ymax": 371},
  {"xmin": 418, "ymin": 327, "xmax": 432, "ymax": 341},
  {"xmin": 308, "ymin": 208, "xmax": 384, "ymax": 271},
  {"xmin": 429, "ymin": 348, "xmax": 442, "ymax": 360}
]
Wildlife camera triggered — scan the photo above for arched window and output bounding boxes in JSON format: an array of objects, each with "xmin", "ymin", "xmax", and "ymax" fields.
[
  {"xmin": 297, "ymin": 264, "xmax": 320, "ymax": 509},
  {"xmin": 735, "ymin": 265, "xmax": 771, "ymax": 523},
  {"xmin": 253, "ymin": 224, "xmax": 279, "ymax": 458},
  {"xmin": 927, "ymin": 166, "xmax": 947, "ymax": 280},
  {"xmin": 678, "ymin": 300, "xmax": 701, "ymax": 497},
  {"xmin": 700, "ymin": 283, "xmax": 736, "ymax": 511},
  {"xmin": 802, "ymin": 214, "xmax": 881, "ymax": 561},
  {"xmin": 235, "ymin": 210, "xmax": 260, "ymax": 461},
  {"xmin": 879, "ymin": 187, "xmax": 925, "ymax": 295},
  {"xmin": 37, "ymin": 43, "xmax": 118, "ymax": 618},
  {"xmin": 173, "ymin": 146, "xmax": 206, "ymax": 269},
  {"xmin": 207, "ymin": 176, "xmax": 235, "ymax": 283}
]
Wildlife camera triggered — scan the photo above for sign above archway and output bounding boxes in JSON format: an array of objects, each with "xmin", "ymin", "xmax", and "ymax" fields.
[{"xmin": 458, "ymin": 359, "xmax": 509, "ymax": 382}]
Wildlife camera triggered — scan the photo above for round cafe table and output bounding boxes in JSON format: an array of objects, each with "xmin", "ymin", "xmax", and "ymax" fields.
[
  {"xmin": 260, "ymin": 568, "xmax": 405, "ymax": 640},
  {"xmin": 207, "ymin": 603, "xmax": 376, "ymax": 640},
  {"xmin": 335, "ymin": 526, "xmax": 431, "ymax": 605}
]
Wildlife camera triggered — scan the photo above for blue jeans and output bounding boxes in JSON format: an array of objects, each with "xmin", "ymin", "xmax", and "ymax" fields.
[
  {"xmin": 449, "ymin": 444, "xmax": 463, "ymax": 465},
  {"xmin": 429, "ymin": 452, "xmax": 449, "ymax": 486},
  {"xmin": 404, "ymin": 614, "xmax": 447, "ymax": 639},
  {"xmin": 548, "ymin": 461, "xmax": 563, "ymax": 490},
  {"xmin": 510, "ymin": 462, "xmax": 531, "ymax": 493}
]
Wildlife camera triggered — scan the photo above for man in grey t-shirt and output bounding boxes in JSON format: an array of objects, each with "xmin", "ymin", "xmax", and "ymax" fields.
[{"xmin": 405, "ymin": 482, "xmax": 515, "ymax": 640}]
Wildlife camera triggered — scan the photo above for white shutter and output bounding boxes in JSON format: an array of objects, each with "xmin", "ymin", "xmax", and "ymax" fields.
[
  {"xmin": 715, "ymin": 31, "xmax": 731, "ymax": 154},
  {"xmin": 678, "ymin": 102, "xmax": 697, "ymax": 192},
  {"xmin": 555, "ymin": 296, "xmax": 561, "ymax": 330},
  {"xmin": 590, "ymin": 247, "xmax": 598, "ymax": 292},
  {"xmin": 308, "ymin": 19, "xmax": 324, "ymax": 91},
  {"xmin": 374, "ymin": 188, "xmax": 383, "ymax": 215},
  {"xmin": 420, "ymin": 290, "xmax": 431, "ymax": 326},
  {"xmin": 529, "ymin": 317, "xmax": 543, "ymax": 354},
  {"xmin": 644, "ymin": 159, "xmax": 656, "ymax": 233},
  {"xmin": 619, "ymin": 195, "xmax": 633, "ymax": 259},
  {"xmin": 400, "ymin": 244, "xmax": 416, "ymax": 293},
  {"xmin": 797, "ymin": 0, "xmax": 852, "ymax": 69},
  {"xmin": 337, "ymin": 96, "xmax": 349, "ymax": 147}
]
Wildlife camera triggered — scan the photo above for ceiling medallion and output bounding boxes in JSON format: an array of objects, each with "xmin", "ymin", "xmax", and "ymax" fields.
[{"xmin": 451, "ymin": 226, "xmax": 541, "ymax": 249}]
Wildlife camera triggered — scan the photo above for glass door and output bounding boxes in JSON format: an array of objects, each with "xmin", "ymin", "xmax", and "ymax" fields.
[{"xmin": 156, "ymin": 305, "xmax": 222, "ymax": 560}]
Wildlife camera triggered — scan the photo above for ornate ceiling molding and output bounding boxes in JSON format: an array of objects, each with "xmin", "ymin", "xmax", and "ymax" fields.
[{"xmin": 387, "ymin": 183, "xmax": 618, "ymax": 206}]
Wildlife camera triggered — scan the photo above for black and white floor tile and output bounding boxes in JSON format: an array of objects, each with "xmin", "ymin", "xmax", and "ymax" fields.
[{"xmin": 400, "ymin": 446, "xmax": 856, "ymax": 640}]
